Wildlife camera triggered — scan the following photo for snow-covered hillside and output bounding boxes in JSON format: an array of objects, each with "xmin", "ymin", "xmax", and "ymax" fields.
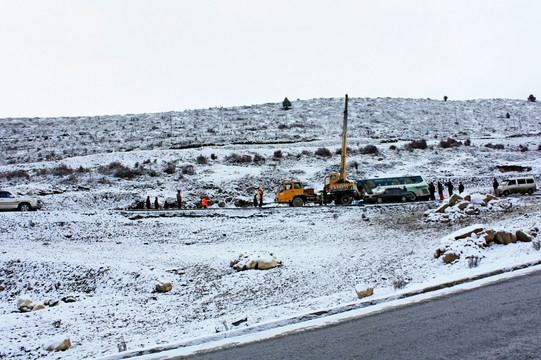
[{"xmin": 1, "ymin": 97, "xmax": 540, "ymax": 359}]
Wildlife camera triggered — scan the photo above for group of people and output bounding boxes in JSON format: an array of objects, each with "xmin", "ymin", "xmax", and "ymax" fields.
[
  {"xmin": 144, "ymin": 190, "xmax": 184, "ymax": 210},
  {"xmin": 428, "ymin": 180, "xmax": 465, "ymax": 201}
]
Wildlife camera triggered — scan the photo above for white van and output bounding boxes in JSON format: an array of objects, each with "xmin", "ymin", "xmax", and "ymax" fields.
[{"xmin": 497, "ymin": 177, "xmax": 537, "ymax": 196}]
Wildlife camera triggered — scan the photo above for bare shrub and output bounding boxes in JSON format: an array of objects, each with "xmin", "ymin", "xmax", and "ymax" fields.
[
  {"xmin": 196, "ymin": 155, "xmax": 208, "ymax": 165},
  {"xmin": 164, "ymin": 162, "xmax": 176, "ymax": 174},
  {"xmin": 485, "ymin": 143, "xmax": 504, "ymax": 150},
  {"xmin": 182, "ymin": 165, "xmax": 195, "ymax": 175},
  {"xmin": 537, "ymin": 144, "xmax": 541, "ymax": 151},
  {"xmin": 359, "ymin": 145, "xmax": 379, "ymax": 155},
  {"xmin": 253, "ymin": 153, "xmax": 265, "ymax": 163},
  {"xmin": 532, "ymin": 241, "xmax": 541, "ymax": 251},
  {"xmin": 0, "ymin": 169, "xmax": 30, "ymax": 180},
  {"xmin": 301, "ymin": 150, "xmax": 312, "ymax": 156},
  {"xmin": 315, "ymin": 147, "xmax": 332, "ymax": 157},
  {"xmin": 226, "ymin": 153, "xmax": 252, "ymax": 164},
  {"xmin": 273, "ymin": 150, "xmax": 283, "ymax": 158},
  {"xmin": 389, "ymin": 145, "xmax": 397, "ymax": 151},
  {"xmin": 467, "ymin": 256, "xmax": 481, "ymax": 268},
  {"xmin": 439, "ymin": 138, "xmax": 462, "ymax": 148},
  {"xmin": 393, "ymin": 278, "xmax": 408, "ymax": 290},
  {"xmin": 211, "ymin": 153, "xmax": 218, "ymax": 160},
  {"xmin": 519, "ymin": 144, "xmax": 529, "ymax": 152},
  {"xmin": 52, "ymin": 164, "xmax": 74, "ymax": 177},
  {"xmin": 405, "ymin": 139, "xmax": 427, "ymax": 150},
  {"xmin": 114, "ymin": 166, "xmax": 141, "ymax": 179}
]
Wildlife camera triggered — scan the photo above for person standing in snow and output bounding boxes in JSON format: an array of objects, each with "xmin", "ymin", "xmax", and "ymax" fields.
[
  {"xmin": 428, "ymin": 182, "xmax": 436, "ymax": 201},
  {"xmin": 146, "ymin": 196, "xmax": 151, "ymax": 210},
  {"xmin": 176, "ymin": 190, "xmax": 182, "ymax": 209},
  {"xmin": 493, "ymin": 178, "xmax": 499, "ymax": 196},
  {"xmin": 257, "ymin": 187, "xmax": 264, "ymax": 207},
  {"xmin": 201, "ymin": 196, "xmax": 208, "ymax": 209},
  {"xmin": 445, "ymin": 180, "xmax": 454, "ymax": 197},
  {"xmin": 154, "ymin": 197, "xmax": 160, "ymax": 209},
  {"xmin": 437, "ymin": 181, "xmax": 444, "ymax": 200},
  {"xmin": 458, "ymin": 181, "xmax": 465, "ymax": 194},
  {"xmin": 253, "ymin": 193, "xmax": 258, "ymax": 207}
]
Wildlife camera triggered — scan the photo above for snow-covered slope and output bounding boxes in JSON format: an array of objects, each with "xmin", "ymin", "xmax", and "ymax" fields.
[{"xmin": 1, "ymin": 97, "xmax": 540, "ymax": 359}]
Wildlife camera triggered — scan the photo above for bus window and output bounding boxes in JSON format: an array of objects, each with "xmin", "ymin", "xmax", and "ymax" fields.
[
  {"xmin": 391, "ymin": 178, "xmax": 400, "ymax": 185},
  {"xmin": 294, "ymin": 183, "xmax": 302, "ymax": 189}
]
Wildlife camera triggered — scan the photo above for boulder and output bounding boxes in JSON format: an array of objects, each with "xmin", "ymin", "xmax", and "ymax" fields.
[
  {"xmin": 33, "ymin": 304, "xmax": 46, "ymax": 311},
  {"xmin": 17, "ymin": 298, "xmax": 35, "ymax": 312},
  {"xmin": 45, "ymin": 337, "xmax": 71, "ymax": 352},
  {"xmin": 434, "ymin": 203, "xmax": 449, "ymax": 213},
  {"xmin": 257, "ymin": 258, "xmax": 278, "ymax": 270},
  {"xmin": 156, "ymin": 283, "xmax": 173, "ymax": 293},
  {"xmin": 448, "ymin": 194, "xmax": 463, "ymax": 206},
  {"xmin": 457, "ymin": 201, "xmax": 470, "ymax": 210},
  {"xmin": 481, "ymin": 230, "xmax": 495, "ymax": 245},
  {"xmin": 355, "ymin": 285, "xmax": 374, "ymax": 299},
  {"xmin": 454, "ymin": 226, "xmax": 484, "ymax": 240},
  {"xmin": 442, "ymin": 252, "xmax": 459, "ymax": 264},
  {"xmin": 463, "ymin": 194, "xmax": 471, "ymax": 202},
  {"xmin": 495, "ymin": 231, "xmax": 517, "ymax": 245},
  {"xmin": 516, "ymin": 230, "xmax": 532, "ymax": 243}
]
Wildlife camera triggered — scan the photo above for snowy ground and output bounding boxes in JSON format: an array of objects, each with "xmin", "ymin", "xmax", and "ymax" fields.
[{"xmin": 1, "ymin": 97, "xmax": 541, "ymax": 359}]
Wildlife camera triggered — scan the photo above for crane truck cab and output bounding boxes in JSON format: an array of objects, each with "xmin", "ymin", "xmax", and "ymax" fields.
[
  {"xmin": 324, "ymin": 173, "xmax": 362, "ymax": 205},
  {"xmin": 275, "ymin": 181, "xmax": 320, "ymax": 207}
]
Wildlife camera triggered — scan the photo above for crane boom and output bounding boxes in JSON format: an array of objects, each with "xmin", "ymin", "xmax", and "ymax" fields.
[{"xmin": 339, "ymin": 94, "xmax": 348, "ymax": 181}]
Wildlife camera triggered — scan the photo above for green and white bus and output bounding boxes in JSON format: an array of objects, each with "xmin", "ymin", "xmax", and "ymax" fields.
[{"xmin": 356, "ymin": 175, "xmax": 430, "ymax": 201}]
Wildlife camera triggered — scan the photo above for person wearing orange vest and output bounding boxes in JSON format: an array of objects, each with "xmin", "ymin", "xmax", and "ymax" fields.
[{"xmin": 201, "ymin": 196, "xmax": 208, "ymax": 208}]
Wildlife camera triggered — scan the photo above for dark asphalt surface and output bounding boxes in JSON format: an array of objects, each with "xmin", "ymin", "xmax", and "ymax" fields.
[{"xmin": 176, "ymin": 269, "xmax": 541, "ymax": 360}]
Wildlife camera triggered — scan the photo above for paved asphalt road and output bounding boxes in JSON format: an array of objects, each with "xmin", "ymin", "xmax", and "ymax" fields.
[{"xmin": 177, "ymin": 269, "xmax": 541, "ymax": 360}]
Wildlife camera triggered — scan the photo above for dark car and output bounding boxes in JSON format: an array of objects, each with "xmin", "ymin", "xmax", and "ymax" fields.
[{"xmin": 365, "ymin": 188, "xmax": 415, "ymax": 204}]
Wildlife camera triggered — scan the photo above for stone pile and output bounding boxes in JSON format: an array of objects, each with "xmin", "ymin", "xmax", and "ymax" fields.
[
  {"xmin": 425, "ymin": 193, "xmax": 511, "ymax": 224},
  {"xmin": 434, "ymin": 224, "xmax": 537, "ymax": 264},
  {"xmin": 230, "ymin": 253, "xmax": 279, "ymax": 271}
]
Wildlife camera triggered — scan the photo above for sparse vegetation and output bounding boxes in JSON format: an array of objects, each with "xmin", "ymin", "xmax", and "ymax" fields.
[
  {"xmin": 485, "ymin": 143, "xmax": 504, "ymax": 150},
  {"xmin": 405, "ymin": 139, "xmax": 427, "ymax": 150},
  {"xmin": 273, "ymin": 150, "xmax": 283, "ymax": 159},
  {"xmin": 196, "ymin": 155, "xmax": 208, "ymax": 165},
  {"xmin": 52, "ymin": 164, "xmax": 74, "ymax": 177},
  {"xmin": 439, "ymin": 138, "xmax": 462, "ymax": 148},
  {"xmin": 359, "ymin": 145, "xmax": 379, "ymax": 155},
  {"xmin": 0, "ymin": 169, "xmax": 30, "ymax": 180},
  {"xmin": 225, "ymin": 153, "xmax": 252, "ymax": 164},
  {"xmin": 315, "ymin": 147, "xmax": 332, "ymax": 157}
]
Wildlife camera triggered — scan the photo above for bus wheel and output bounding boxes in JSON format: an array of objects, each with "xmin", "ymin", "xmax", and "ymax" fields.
[
  {"xmin": 409, "ymin": 192, "xmax": 417, "ymax": 201},
  {"xmin": 292, "ymin": 197, "xmax": 304, "ymax": 207}
]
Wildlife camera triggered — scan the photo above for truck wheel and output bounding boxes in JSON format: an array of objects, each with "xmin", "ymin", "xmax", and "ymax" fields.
[
  {"xmin": 338, "ymin": 194, "xmax": 352, "ymax": 205},
  {"xmin": 292, "ymin": 197, "xmax": 304, "ymax": 207},
  {"xmin": 528, "ymin": 189, "xmax": 534, "ymax": 195},
  {"xmin": 376, "ymin": 197, "xmax": 383, "ymax": 204},
  {"xmin": 503, "ymin": 190, "xmax": 509, "ymax": 196},
  {"xmin": 401, "ymin": 196, "xmax": 407, "ymax": 202}
]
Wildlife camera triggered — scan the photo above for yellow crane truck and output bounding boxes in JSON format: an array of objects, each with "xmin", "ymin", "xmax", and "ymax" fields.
[{"xmin": 275, "ymin": 95, "xmax": 363, "ymax": 206}]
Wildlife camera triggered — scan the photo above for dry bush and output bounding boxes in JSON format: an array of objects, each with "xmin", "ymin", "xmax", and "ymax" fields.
[
  {"xmin": 485, "ymin": 143, "xmax": 504, "ymax": 150},
  {"xmin": 0, "ymin": 169, "xmax": 30, "ymax": 180},
  {"xmin": 405, "ymin": 139, "xmax": 427, "ymax": 150},
  {"xmin": 197, "ymin": 155, "xmax": 208, "ymax": 165},
  {"xmin": 226, "ymin": 153, "xmax": 252, "ymax": 164},
  {"xmin": 439, "ymin": 138, "xmax": 462, "ymax": 148},
  {"xmin": 164, "ymin": 162, "xmax": 176, "ymax": 174},
  {"xmin": 315, "ymin": 147, "xmax": 332, "ymax": 157},
  {"xmin": 52, "ymin": 164, "xmax": 74, "ymax": 177},
  {"xmin": 182, "ymin": 165, "xmax": 196, "ymax": 175},
  {"xmin": 359, "ymin": 145, "xmax": 379, "ymax": 155}
]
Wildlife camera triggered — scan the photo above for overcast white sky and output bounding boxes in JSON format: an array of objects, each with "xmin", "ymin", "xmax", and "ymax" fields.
[{"xmin": 1, "ymin": 0, "xmax": 539, "ymax": 118}]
